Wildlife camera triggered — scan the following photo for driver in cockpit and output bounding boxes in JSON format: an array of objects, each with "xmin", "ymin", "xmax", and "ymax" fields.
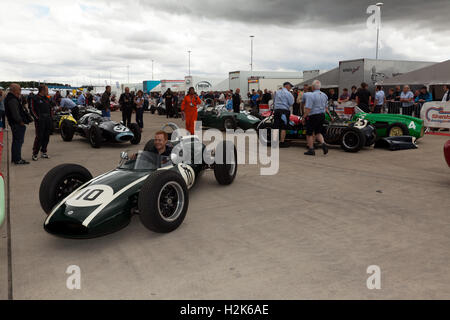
[{"xmin": 144, "ymin": 130, "xmax": 173, "ymax": 156}]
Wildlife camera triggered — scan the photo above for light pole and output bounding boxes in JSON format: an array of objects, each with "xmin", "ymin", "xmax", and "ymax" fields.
[
  {"xmin": 152, "ymin": 60, "xmax": 154, "ymax": 80},
  {"xmin": 375, "ymin": 2, "xmax": 383, "ymax": 60},
  {"xmin": 188, "ymin": 51, "xmax": 191, "ymax": 76},
  {"xmin": 250, "ymin": 35, "xmax": 255, "ymax": 74}
]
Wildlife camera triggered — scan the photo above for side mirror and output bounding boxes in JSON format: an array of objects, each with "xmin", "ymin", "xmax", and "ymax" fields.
[{"xmin": 120, "ymin": 151, "xmax": 129, "ymax": 160}]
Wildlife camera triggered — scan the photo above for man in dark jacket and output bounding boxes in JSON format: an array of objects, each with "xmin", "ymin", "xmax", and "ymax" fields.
[
  {"xmin": 232, "ymin": 88, "xmax": 242, "ymax": 113},
  {"xmin": 31, "ymin": 84, "xmax": 53, "ymax": 161},
  {"xmin": 163, "ymin": 88, "xmax": 174, "ymax": 118},
  {"xmin": 100, "ymin": 86, "xmax": 112, "ymax": 119},
  {"xmin": 4, "ymin": 83, "xmax": 29, "ymax": 165},
  {"xmin": 119, "ymin": 87, "xmax": 134, "ymax": 127}
]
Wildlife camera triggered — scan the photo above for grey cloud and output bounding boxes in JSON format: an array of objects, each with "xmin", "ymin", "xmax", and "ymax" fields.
[{"xmin": 137, "ymin": 0, "xmax": 450, "ymax": 29}]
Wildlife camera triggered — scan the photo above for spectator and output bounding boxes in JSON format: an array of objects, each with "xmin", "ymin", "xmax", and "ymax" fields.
[
  {"xmin": 302, "ymin": 80, "xmax": 329, "ymax": 156},
  {"xmin": 338, "ymin": 88, "xmax": 350, "ymax": 103},
  {"xmin": 100, "ymin": 86, "xmax": 112, "ymax": 119},
  {"xmin": 251, "ymin": 89, "xmax": 259, "ymax": 110},
  {"xmin": 119, "ymin": 87, "xmax": 134, "ymax": 127},
  {"xmin": 225, "ymin": 93, "xmax": 233, "ymax": 111},
  {"xmin": 386, "ymin": 88, "xmax": 396, "ymax": 101},
  {"xmin": 301, "ymin": 85, "xmax": 312, "ymax": 116},
  {"xmin": 415, "ymin": 86, "xmax": 433, "ymax": 103},
  {"xmin": 77, "ymin": 91, "xmax": 86, "ymax": 106},
  {"xmin": 134, "ymin": 90, "xmax": 145, "ymax": 131},
  {"xmin": 261, "ymin": 89, "xmax": 272, "ymax": 105},
  {"xmin": 356, "ymin": 82, "xmax": 372, "ymax": 113},
  {"xmin": 53, "ymin": 91, "xmax": 62, "ymax": 106},
  {"xmin": 328, "ymin": 88, "xmax": 338, "ymax": 102},
  {"xmin": 400, "ymin": 85, "xmax": 414, "ymax": 116},
  {"xmin": 350, "ymin": 85, "xmax": 358, "ymax": 102},
  {"xmin": 31, "ymin": 84, "xmax": 53, "ymax": 161},
  {"xmin": 273, "ymin": 82, "xmax": 294, "ymax": 148},
  {"xmin": 0, "ymin": 89, "xmax": 5, "ymax": 128},
  {"xmin": 374, "ymin": 85, "xmax": 385, "ymax": 113},
  {"xmin": 181, "ymin": 87, "xmax": 202, "ymax": 135},
  {"xmin": 163, "ymin": 88, "xmax": 174, "ymax": 118},
  {"xmin": 60, "ymin": 97, "xmax": 79, "ymax": 120},
  {"xmin": 394, "ymin": 85, "xmax": 402, "ymax": 101},
  {"xmin": 5, "ymin": 83, "xmax": 30, "ymax": 164},
  {"xmin": 292, "ymin": 88, "xmax": 300, "ymax": 116},
  {"xmin": 442, "ymin": 85, "xmax": 450, "ymax": 102},
  {"xmin": 232, "ymin": 88, "xmax": 242, "ymax": 113}
]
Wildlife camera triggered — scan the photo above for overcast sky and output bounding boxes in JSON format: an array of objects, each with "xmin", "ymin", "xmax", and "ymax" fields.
[{"xmin": 1, "ymin": 0, "xmax": 449, "ymax": 86}]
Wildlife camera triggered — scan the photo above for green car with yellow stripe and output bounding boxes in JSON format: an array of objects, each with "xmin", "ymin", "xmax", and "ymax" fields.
[{"xmin": 352, "ymin": 112, "xmax": 425, "ymax": 139}]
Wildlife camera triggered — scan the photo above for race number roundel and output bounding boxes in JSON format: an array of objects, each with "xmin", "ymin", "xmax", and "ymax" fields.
[{"xmin": 66, "ymin": 185, "xmax": 114, "ymax": 207}]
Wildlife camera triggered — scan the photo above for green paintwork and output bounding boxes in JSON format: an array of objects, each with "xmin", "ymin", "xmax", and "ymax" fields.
[
  {"xmin": 352, "ymin": 112, "xmax": 425, "ymax": 139},
  {"xmin": 197, "ymin": 106, "xmax": 260, "ymax": 130}
]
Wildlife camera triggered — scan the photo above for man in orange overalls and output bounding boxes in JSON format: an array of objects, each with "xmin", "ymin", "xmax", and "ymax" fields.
[{"xmin": 181, "ymin": 87, "xmax": 202, "ymax": 135}]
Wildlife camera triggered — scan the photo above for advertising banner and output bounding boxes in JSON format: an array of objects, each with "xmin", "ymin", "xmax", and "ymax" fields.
[{"xmin": 421, "ymin": 102, "xmax": 450, "ymax": 129}]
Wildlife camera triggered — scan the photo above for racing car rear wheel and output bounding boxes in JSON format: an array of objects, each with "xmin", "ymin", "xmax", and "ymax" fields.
[
  {"xmin": 341, "ymin": 127, "xmax": 366, "ymax": 153},
  {"xmin": 39, "ymin": 164, "xmax": 93, "ymax": 214},
  {"xmin": 89, "ymin": 124, "xmax": 102, "ymax": 148},
  {"xmin": 223, "ymin": 117, "xmax": 237, "ymax": 130},
  {"xmin": 60, "ymin": 120, "xmax": 75, "ymax": 141},
  {"xmin": 213, "ymin": 141, "xmax": 238, "ymax": 185},
  {"xmin": 387, "ymin": 123, "xmax": 409, "ymax": 137},
  {"xmin": 138, "ymin": 171, "xmax": 189, "ymax": 233},
  {"xmin": 129, "ymin": 123, "xmax": 142, "ymax": 145}
]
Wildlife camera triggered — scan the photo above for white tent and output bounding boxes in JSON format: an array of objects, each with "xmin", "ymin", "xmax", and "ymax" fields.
[{"xmin": 381, "ymin": 60, "xmax": 450, "ymax": 86}]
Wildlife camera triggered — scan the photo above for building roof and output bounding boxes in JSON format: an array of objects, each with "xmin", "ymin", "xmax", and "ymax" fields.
[
  {"xmin": 296, "ymin": 67, "xmax": 339, "ymax": 88},
  {"xmin": 381, "ymin": 60, "xmax": 450, "ymax": 86}
]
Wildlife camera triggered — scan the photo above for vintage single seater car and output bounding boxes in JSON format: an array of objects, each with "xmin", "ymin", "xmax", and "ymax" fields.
[
  {"xmin": 59, "ymin": 112, "xmax": 141, "ymax": 148},
  {"xmin": 257, "ymin": 112, "xmax": 376, "ymax": 153},
  {"xmin": 197, "ymin": 104, "xmax": 261, "ymax": 130},
  {"xmin": 40, "ymin": 127, "xmax": 238, "ymax": 238},
  {"xmin": 352, "ymin": 110, "xmax": 425, "ymax": 139}
]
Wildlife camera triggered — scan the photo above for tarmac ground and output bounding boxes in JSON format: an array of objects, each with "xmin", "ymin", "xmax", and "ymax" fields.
[{"xmin": 1, "ymin": 111, "xmax": 450, "ymax": 299}]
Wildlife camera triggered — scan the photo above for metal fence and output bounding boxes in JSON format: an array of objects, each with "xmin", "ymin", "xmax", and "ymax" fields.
[{"xmin": 385, "ymin": 101, "xmax": 422, "ymax": 118}]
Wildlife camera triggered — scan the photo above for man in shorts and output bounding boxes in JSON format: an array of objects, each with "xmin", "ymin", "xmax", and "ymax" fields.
[
  {"xmin": 273, "ymin": 82, "xmax": 294, "ymax": 148},
  {"xmin": 302, "ymin": 80, "xmax": 329, "ymax": 156}
]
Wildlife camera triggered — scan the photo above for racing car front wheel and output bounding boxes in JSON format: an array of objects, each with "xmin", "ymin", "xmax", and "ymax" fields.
[
  {"xmin": 89, "ymin": 124, "xmax": 102, "ymax": 148},
  {"xmin": 39, "ymin": 164, "xmax": 93, "ymax": 214},
  {"xmin": 340, "ymin": 127, "xmax": 366, "ymax": 153},
  {"xmin": 387, "ymin": 123, "xmax": 409, "ymax": 137},
  {"xmin": 214, "ymin": 141, "xmax": 238, "ymax": 185},
  {"xmin": 138, "ymin": 171, "xmax": 189, "ymax": 233},
  {"xmin": 60, "ymin": 120, "xmax": 75, "ymax": 141},
  {"xmin": 129, "ymin": 123, "xmax": 142, "ymax": 145}
]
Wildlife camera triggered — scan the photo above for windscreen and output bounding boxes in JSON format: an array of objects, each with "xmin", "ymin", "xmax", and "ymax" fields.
[{"xmin": 119, "ymin": 151, "xmax": 172, "ymax": 171}]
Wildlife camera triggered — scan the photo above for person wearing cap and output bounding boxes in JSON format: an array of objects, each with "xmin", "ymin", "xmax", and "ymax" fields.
[
  {"xmin": 302, "ymin": 80, "xmax": 329, "ymax": 156},
  {"xmin": 272, "ymin": 82, "xmax": 294, "ymax": 148}
]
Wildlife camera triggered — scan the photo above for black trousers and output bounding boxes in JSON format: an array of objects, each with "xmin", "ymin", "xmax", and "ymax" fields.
[
  {"xmin": 122, "ymin": 108, "xmax": 133, "ymax": 127},
  {"xmin": 33, "ymin": 115, "xmax": 52, "ymax": 155},
  {"xmin": 11, "ymin": 124, "xmax": 26, "ymax": 162}
]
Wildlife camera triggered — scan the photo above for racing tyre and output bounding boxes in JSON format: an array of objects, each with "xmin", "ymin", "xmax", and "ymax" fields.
[
  {"xmin": 341, "ymin": 127, "xmax": 366, "ymax": 153},
  {"xmin": 39, "ymin": 164, "xmax": 93, "ymax": 214},
  {"xmin": 387, "ymin": 123, "xmax": 409, "ymax": 137},
  {"xmin": 60, "ymin": 120, "xmax": 75, "ymax": 142},
  {"xmin": 223, "ymin": 117, "xmax": 237, "ymax": 130},
  {"xmin": 138, "ymin": 171, "xmax": 189, "ymax": 233},
  {"xmin": 213, "ymin": 140, "xmax": 238, "ymax": 185},
  {"xmin": 89, "ymin": 124, "xmax": 102, "ymax": 148},
  {"xmin": 129, "ymin": 123, "xmax": 141, "ymax": 145},
  {"xmin": 257, "ymin": 122, "xmax": 273, "ymax": 147}
]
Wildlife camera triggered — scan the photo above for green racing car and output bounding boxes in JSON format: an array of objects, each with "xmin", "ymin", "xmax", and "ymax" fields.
[
  {"xmin": 197, "ymin": 104, "xmax": 260, "ymax": 130},
  {"xmin": 352, "ymin": 107, "xmax": 425, "ymax": 139}
]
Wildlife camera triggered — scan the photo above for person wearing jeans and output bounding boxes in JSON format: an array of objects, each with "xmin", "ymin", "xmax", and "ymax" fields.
[{"xmin": 134, "ymin": 90, "xmax": 145, "ymax": 131}]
